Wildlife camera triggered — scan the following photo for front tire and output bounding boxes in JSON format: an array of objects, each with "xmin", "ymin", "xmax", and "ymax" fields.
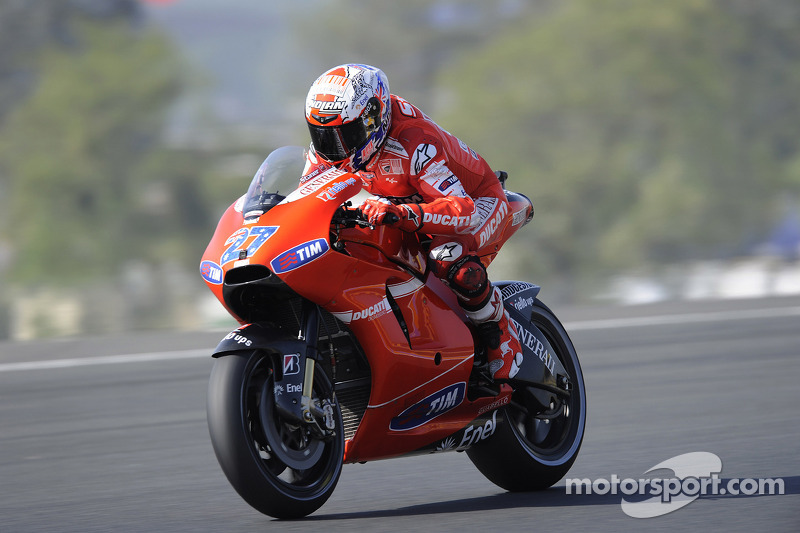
[
  {"xmin": 467, "ymin": 299, "xmax": 586, "ymax": 491},
  {"xmin": 207, "ymin": 350, "xmax": 344, "ymax": 518}
]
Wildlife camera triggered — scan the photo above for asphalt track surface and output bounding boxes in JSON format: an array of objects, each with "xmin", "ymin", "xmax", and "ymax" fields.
[{"xmin": 1, "ymin": 297, "xmax": 798, "ymax": 532}]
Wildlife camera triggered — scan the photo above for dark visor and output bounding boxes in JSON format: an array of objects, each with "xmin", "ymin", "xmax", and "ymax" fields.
[{"xmin": 308, "ymin": 119, "xmax": 368, "ymax": 163}]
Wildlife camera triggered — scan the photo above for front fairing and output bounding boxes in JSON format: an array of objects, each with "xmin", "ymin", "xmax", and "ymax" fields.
[{"xmin": 200, "ymin": 147, "xmax": 364, "ymax": 320}]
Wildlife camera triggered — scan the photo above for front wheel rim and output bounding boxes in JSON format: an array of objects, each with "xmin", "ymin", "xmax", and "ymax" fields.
[{"xmin": 241, "ymin": 354, "xmax": 342, "ymax": 495}]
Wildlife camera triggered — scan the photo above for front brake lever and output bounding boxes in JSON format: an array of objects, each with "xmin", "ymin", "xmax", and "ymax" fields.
[
  {"xmin": 353, "ymin": 209, "xmax": 374, "ymax": 229},
  {"xmin": 332, "ymin": 206, "xmax": 373, "ymax": 229}
]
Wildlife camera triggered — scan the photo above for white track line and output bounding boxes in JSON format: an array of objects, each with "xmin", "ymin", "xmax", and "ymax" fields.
[
  {"xmin": 1, "ymin": 305, "xmax": 799, "ymax": 373},
  {"xmin": 0, "ymin": 349, "xmax": 208, "ymax": 373},
  {"xmin": 564, "ymin": 305, "xmax": 800, "ymax": 331}
]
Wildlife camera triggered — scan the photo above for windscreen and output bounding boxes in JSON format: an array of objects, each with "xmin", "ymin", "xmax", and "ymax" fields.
[{"xmin": 242, "ymin": 145, "xmax": 306, "ymax": 216}]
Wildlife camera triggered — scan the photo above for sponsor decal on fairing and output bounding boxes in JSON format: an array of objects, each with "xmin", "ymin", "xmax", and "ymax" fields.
[
  {"xmin": 477, "ymin": 395, "xmax": 510, "ymax": 415},
  {"xmin": 513, "ymin": 295, "xmax": 535, "ymax": 312},
  {"xmin": 283, "ymin": 354, "xmax": 301, "ymax": 376},
  {"xmin": 510, "ymin": 318, "xmax": 556, "ymax": 376},
  {"xmin": 200, "ymin": 260, "xmax": 223, "ymax": 285},
  {"xmin": 281, "ymin": 167, "xmax": 347, "ymax": 204},
  {"xmin": 512, "ymin": 208, "xmax": 527, "ymax": 226},
  {"xmin": 434, "ymin": 410, "xmax": 498, "ymax": 451},
  {"xmin": 223, "ymin": 331, "xmax": 253, "ymax": 347},
  {"xmin": 316, "ymin": 176, "xmax": 358, "ymax": 202},
  {"xmin": 500, "ymin": 282, "xmax": 538, "ymax": 301},
  {"xmin": 389, "ymin": 382, "xmax": 466, "ymax": 431},
  {"xmin": 330, "ymin": 297, "xmax": 392, "ymax": 324},
  {"xmin": 270, "ymin": 238, "xmax": 329, "ymax": 274},
  {"xmin": 269, "ymin": 238, "xmax": 330, "ymax": 274}
]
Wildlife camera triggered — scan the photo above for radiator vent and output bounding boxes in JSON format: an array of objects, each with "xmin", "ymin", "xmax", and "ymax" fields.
[{"xmin": 336, "ymin": 380, "xmax": 370, "ymax": 441}]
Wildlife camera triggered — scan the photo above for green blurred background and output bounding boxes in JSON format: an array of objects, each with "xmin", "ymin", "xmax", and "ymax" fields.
[{"xmin": 1, "ymin": 0, "xmax": 799, "ymax": 340}]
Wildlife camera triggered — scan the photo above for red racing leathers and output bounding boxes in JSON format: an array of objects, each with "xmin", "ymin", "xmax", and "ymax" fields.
[
  {"xmin": 302, "ymin": 95, "xmax": 511, "ymax": 265},
  {"xmin": 302, "ymin": 94, "xmax": 523, "ymax": 381}
]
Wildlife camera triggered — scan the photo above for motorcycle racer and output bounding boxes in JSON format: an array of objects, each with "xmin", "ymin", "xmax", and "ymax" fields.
[{"xmin": 303, "ymin": 63, "xmax": 523, "ymax": 382}]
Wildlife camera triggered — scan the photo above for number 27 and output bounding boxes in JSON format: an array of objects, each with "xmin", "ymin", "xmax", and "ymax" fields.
[{"xmin": 220, "ymin": 226, "xmax": 278, "ymax": 265}]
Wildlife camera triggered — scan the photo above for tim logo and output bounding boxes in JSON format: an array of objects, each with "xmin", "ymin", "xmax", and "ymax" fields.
[
  {"xmin": 389, "ymin": 382, "xmax": 466, "ymax": 431},
  {"xmin": 283, "ymin": 354, "xmax": 300, "ymax": 376},
  {"xmin": 199, "ymin": 260, "xmax": 223, "ymax": 285},
  {"xmin": 437, "ymin": 174, "xmax": 459, "ymax": 192},
  {"xmin": 270, "ymin": 238, "xmax": 329, "ymax": 274}
]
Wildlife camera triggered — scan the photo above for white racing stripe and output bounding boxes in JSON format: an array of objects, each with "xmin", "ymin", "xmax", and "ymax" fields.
[{"xmin": 2, "ymin": 305, "xmax": 799, "ymax": 373}]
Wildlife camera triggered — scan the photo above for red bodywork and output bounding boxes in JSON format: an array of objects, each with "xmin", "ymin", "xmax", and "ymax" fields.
[{"xmin": 201, "ymin": 164, "xmax": 532, "ymax": 463}]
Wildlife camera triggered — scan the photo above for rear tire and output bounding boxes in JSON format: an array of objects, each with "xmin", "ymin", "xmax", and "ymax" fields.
[
  {"xmin": 207, "ymin": 350, "xmax": 343, "ymax": 518},
  {"xmin": 467, "ymin": 299, "xmax": 586, "ymax": 491}
]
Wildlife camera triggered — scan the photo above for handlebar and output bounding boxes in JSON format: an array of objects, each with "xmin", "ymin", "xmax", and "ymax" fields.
[{"xmin": 332, "ymin": 205, "xmax": 399, "ymax": 228}]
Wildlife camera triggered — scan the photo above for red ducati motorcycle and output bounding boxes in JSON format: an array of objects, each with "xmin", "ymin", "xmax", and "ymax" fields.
[{"xmin": 200, "ymin": 146, "xmax": 586, "ymax": 518}]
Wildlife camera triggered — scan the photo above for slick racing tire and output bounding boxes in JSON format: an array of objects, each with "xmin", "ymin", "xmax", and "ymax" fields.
[
  {"xmin": 467, "ymin": 299, "xmax": 586, "ymax": 491},
  {"xmin": 207, "ymin": 350, "xmax": 344, "ymax": 519}
]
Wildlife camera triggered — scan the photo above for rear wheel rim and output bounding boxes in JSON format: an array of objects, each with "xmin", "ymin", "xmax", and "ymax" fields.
[{"xmin": 508, "ymin": 309, "xmax": 585, "ymax": 463}]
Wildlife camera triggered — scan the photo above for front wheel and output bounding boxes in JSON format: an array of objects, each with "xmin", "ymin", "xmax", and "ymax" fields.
[
  {"xmin": 207, "ymin": 350, "xmax": 344, "ymax": 518},
  {"xmin": 467, "ymin": 299, "xmax": 586, "ymax": 491}
]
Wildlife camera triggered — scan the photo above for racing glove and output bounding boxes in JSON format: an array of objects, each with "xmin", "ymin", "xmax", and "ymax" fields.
[{"xmin": 361, "ymin": 198, "xmax": 423, "ymax": 232}]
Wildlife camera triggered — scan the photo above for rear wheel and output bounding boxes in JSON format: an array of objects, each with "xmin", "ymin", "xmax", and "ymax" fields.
[
  {"xmin": 207, "ymin": 350, "xmax": 343, "ymax": 518},
  {"xmin": 467, "ymin": 299, "xmax": 586, "ymax": 490}
]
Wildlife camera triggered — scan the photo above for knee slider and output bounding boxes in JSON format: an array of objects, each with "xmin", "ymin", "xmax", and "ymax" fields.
[{"xmin": 446, "ymin": 256, "xmax": 488, "ymax": 300}]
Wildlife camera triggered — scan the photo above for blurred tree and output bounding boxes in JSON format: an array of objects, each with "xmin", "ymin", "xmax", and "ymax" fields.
[
  {"xmin": 436, "ymin": 0, "xmax": 800, "ymax": 297},
  {"xmin": 293, "ymin": 0, "xmax": 546, "ymax": 111},
  {"xmin": 0, "ymin": 0, "xmax": 143, "ymax": 125},
  {"xmin": 0, "ymin": 14, "xmax": 211, "ymax": 285}
]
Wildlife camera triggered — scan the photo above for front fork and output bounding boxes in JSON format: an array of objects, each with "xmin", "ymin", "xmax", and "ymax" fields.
[{"xmin": 272, "ymin": 300, "xmax": 336, "ymax": 439}]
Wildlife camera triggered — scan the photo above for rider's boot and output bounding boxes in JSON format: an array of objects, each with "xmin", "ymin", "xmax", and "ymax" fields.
[{"xmin": 464, "ymin": 286, "xmax": 524, "ymax": 381}]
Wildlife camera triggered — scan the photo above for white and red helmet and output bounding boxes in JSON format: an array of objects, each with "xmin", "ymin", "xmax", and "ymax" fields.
[{"xmin": 305, "ymin": 64, "xmax": 391, "ymax": 171}]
